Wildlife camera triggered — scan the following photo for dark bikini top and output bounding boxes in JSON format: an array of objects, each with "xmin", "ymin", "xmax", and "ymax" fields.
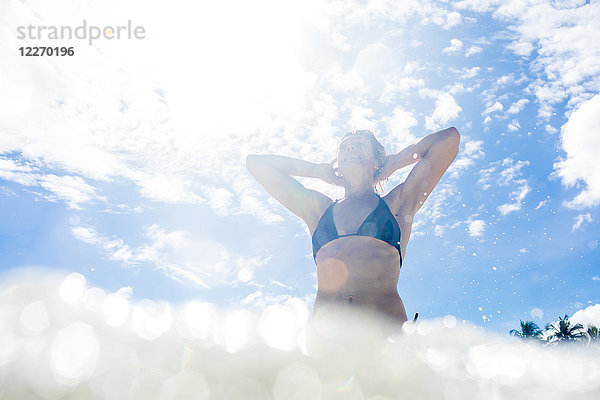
[{"xmin": 311, "ymin": 194, "xmax": 402, "ymax": 264}]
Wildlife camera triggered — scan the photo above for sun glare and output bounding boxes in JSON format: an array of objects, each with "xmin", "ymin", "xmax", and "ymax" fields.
[{"xmin": 157, "ymin": 0, "xmax": 312, "ymax": 138}]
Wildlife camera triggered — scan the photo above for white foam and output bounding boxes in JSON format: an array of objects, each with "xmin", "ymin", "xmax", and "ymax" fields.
[{"xmin": 1, "ymin": 269, "xmax": 600, "ymax": 399}]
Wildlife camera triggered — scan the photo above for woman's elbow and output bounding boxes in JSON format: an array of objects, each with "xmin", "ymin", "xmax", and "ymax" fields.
[
  {"xmin": 444, "ymin": 127, "xmax": 460, "ymax": 148},
  {"xmin": 246, "ymin": 153, "xmax": 264, "ymax": 166},
  {"xmin": 445, "ymin": 126, "xmax": 460, "ymax": 141},
  {"xmin": 440, "ymin": 127, "xmax": 460, "ymax": 159},
  {"xmin": 246, "ymin": 154, "xmax": 273, "ymax": 176},
  {"xmin": 246, "ymin": 154, "xmax": 261, "ymax": 173}
]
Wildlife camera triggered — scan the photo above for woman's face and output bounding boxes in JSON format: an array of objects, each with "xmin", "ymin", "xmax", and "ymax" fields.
[{"xmin": 336, "ymin": 135, "xmax": 376, "ymax": 177}]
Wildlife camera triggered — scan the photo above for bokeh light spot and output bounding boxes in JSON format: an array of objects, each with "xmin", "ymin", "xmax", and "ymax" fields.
[
  {"xmin": 104, "ymin": 293, "xmax": 130, "ymax": 327},
  {"xmin": 273, "ymin": 363, "xmax": 322, "ymax": 400},
  {"xmin": 443, "ymin": 314, "xmax": 457, "ymax": 329},
  {"xmin": 59, "ymin": 273, "xmax": 86, "ymax": 303},
  {"xmin": 131, "ymin": 300, "xmax": 173, "ymax": 341},
  {"xmin": 51, "ymin": 322, "xmax": 99, "ymax": 384},
  {"xmin": 317, "ymin": 258, "xmax": 348, "ymax": 292},
  {"xmin": 19, "ymin": 300, "xmax": 50, "ymax": 335}
]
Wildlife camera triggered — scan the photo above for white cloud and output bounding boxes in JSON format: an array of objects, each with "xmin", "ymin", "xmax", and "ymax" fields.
[
  {"xmin": 348, "ymin": 104, "xmax": 378, "ymax": 130},
  {"xmin": 380, "ymin": 76, "xmax": 425, "ymax": 104},
  {"xmin": 483, "ymin": 101, "xmax": 503, "ymax": 116},
  {"xmin": 498, "ymin": 158, "xmax": 530, "ymax": 185},
  {"xmin": 417, "ymin": 5, "xmax": 467, "ymax": 29},
  {"xmin": 495, "ymin": 75, "xmax": 514, "ymax": 86},
  {"xmin": 38, "ymin": 175, "xmax": 99, "ymax": 210},
  {"xmin": 201, "ymin": 187, "xmax": 234, "ymax": 216},
  {"xmin": 0, "ymin": 0, "xmax": 322, "ymax": 216},
  {"xmin": 382, "ymin": 107, "xmax": 419, "ymax": 140},
  {"xmin": 467, "ymin": 219, "xmax": 486, "ymax": 237},
  {"xmin": 507, "ymin": 99, "xmax": 529, "ymax": 114},
  {"xmin": 454, "ymin": 0, "xmax": 499, "ymax": 13},
  {"xmin": 535, "ymin": 199, "xmax": 549, "ymax": 210},
  {"xmin": 0, "ymin": 185, "xmax": 16, "ymax": 196},
  {"xmin": 443, "ymin": 39, "xmax": 464, "ymax": 54},
  {"xmin": 497, "ymin": 158, "xmax": 531, "ymax": 215},
  {"xmin": 239, "ymin": 194, "xmax": 285, "ymax": 225},
  {"xmin": 448, "ymin": 139, "xmax": 484, "ymax": 178},
  {"xmin": 0, "ymin": 157, "xmax": 102, "ymax": 209},
  {"xmin": 434, "ymin": 225, "xmax": 445, "ymax": 237},
  {"xmin": 0, "ymin": 157, "xmax": 38, "ymax": 186},
  {"xmin": 419, "ymin": 89, "xmax": 462, "ymax": 130},
  {"xmin": 497, "ymin": 182, "xmax": 530, "ymax": 215},
  {"xmin": 457, "ymin": 0, "xmax": 600, "ymax": 119},
  {"xmin": 415, "ymin": 184, "xmax": 458, "ymax": 226},
  {"xmin": 240, "ymin": 290, "xmax": 266, "ymax": 306},
  {"xmin": 352, "ymin": 42, "xmax": 403, "ymax": 95},
  {"xmin": 552, "ymin": 94, "xmax": 600, "ymax": 208},
  {"xmin": 466, "ymin": 46, "xmax": 483, "ymax": 56},
  {"xmin": 0, "ymin": 0, "xmax": 477, "ymax": 230},
  {"xmin": 324, "ymin": 66, "xmax": 368, "ymax": 95},
  {"xmin": 462, "ymin": 67, "xmax": 481, "ymax": 79},
  {"xmin": 507, "ymin": 120, "xmax": 520, "ymax": 132},
  {"xmin": 571, "ymin": 213, "xmax": 593, "ymax": 232},
  {"xmin": 235, "ymin": 253, "xmax": 271, "ymax": 281},
  {"xmin": 71, "ymin": 226, "xmax": 134, "ymax": 263},
  {"xmin": 448, "ymin": 82, "xmax": 466, "ymax": 95},
  {"xmin": 71, "ymin": 226, "xmax": 102, "ymax": 245},
  {"xmin": 479, "ymin": 158, "xmax": 531, "ymax": 215},
  {"xmin": 409, "ymin": 218, "xmax": 427, "ymax": 237},
  {"xmin": 71, "ymin": 224, "xmax": 270, "ymax": 288},
  {"xmin": 445, "ymin": 11, "xmax": 463, "ymax": 29},
  {"xmin": 115, "ymin": 286, "xmax": 133, "ymax": 299},
  {"xmin": 571, "ymin": 304, "xmax": 600, "ymax": 327},
  {"xmin": 133, "ymin": 174, "xmax": 204, "ymax": 204}
]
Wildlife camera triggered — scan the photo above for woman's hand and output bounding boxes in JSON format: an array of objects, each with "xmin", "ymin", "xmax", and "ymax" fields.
[{"xmin": 315, "ymin": 159, "xmax": 344, "ymax": 186}]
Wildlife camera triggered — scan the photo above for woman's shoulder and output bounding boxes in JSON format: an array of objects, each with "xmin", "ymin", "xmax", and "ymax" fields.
[
  {"xmin": 382, "ymin": 182, "xmax": 406, "ymax": 211},
  {"xmin": 305, "ymin": 191, "xmax": 336, "ymax": 234}
]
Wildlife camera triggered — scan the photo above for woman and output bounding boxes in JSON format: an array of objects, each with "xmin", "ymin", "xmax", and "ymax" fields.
[{"xmin": 246, "ymin": 127, "xmax": 459, "ymax": 325}]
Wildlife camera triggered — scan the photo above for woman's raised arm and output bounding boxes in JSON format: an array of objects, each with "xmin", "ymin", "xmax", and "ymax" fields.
[
  {"xmin": 382, "ymin": 127, "xmax": 460, "ymax": 215},
  {"xmin": 246, "ymin": 154, "xmax": 339, "ymax": 226}
]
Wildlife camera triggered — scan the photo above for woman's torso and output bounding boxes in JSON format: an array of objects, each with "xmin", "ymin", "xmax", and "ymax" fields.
[{"xmin": 309, "ymin": 194, "xmax": 413, "ymax": 323}]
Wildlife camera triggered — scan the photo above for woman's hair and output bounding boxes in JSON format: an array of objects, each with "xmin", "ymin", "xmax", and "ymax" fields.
[{"xmin": 340, "ymin": 129, "xmax": 388, "ymax": 193}]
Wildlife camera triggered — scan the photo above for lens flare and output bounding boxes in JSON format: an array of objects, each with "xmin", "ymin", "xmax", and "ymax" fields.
[
  {"xmin": 258, "ymin": 304, "xmax": 300, "ymax": 351},
  {"xmin": 83, "ymin": 287, "xmax": 106, "ymax": 312},
  {"xmin": 131, "ymin": 300, "xmax": 172, "ymax": 341},
  {"xmin": 1, "ymin": 271, "xmax": 600, "ymax": 399},
  {"xmin": 104, "ymin": 293, "xmax": 130, "ymax": 327},
  {"xmin": 159, "ymin": 371, "xmax": 211, "ymax": 400},
  {"xmin": 19, "ymin": 300, "xmax": 50, "ymax": 335},
  {"xmin": 181, "ymin": 301, "xmax": 215, "ymax": 340},
  {"xmin": 216, "ymin": 310, "xmax": 256, "ymax": 353},
  {"xmin": 59, "ymin": 273, "xmax": 86, "ymax": 303},
  {"xmin": 50, "ymin": 322, "xmax": 99, "ymax": 384}
]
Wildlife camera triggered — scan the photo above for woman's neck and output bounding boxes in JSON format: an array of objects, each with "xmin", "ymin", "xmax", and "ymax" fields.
[{"xmin": 343, "ymin": 177, "xmax": 376, "ymax": 199}]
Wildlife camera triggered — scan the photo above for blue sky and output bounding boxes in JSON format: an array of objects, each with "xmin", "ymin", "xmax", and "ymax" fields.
[{"xmin": 1, "ymin": 0, "xmax": 599, "ymax": 335}]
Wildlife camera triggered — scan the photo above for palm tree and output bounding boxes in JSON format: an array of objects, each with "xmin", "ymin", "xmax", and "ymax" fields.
[
  {"xmin": 510, "ymin": 320, "xmax": 543, "ymax": 341},
  {"xmin": 587, "ymin": 325, "xmax": 599, "ymax": 342},
  {"xmin": 544, "ymin": 314, "xmax": 587, "ymax": 345}
]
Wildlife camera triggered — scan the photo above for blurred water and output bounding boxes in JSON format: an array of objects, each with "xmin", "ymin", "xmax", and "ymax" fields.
[{"xmin": 1, "ymin": 269, "xmax": 599, "ymax": 399}]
